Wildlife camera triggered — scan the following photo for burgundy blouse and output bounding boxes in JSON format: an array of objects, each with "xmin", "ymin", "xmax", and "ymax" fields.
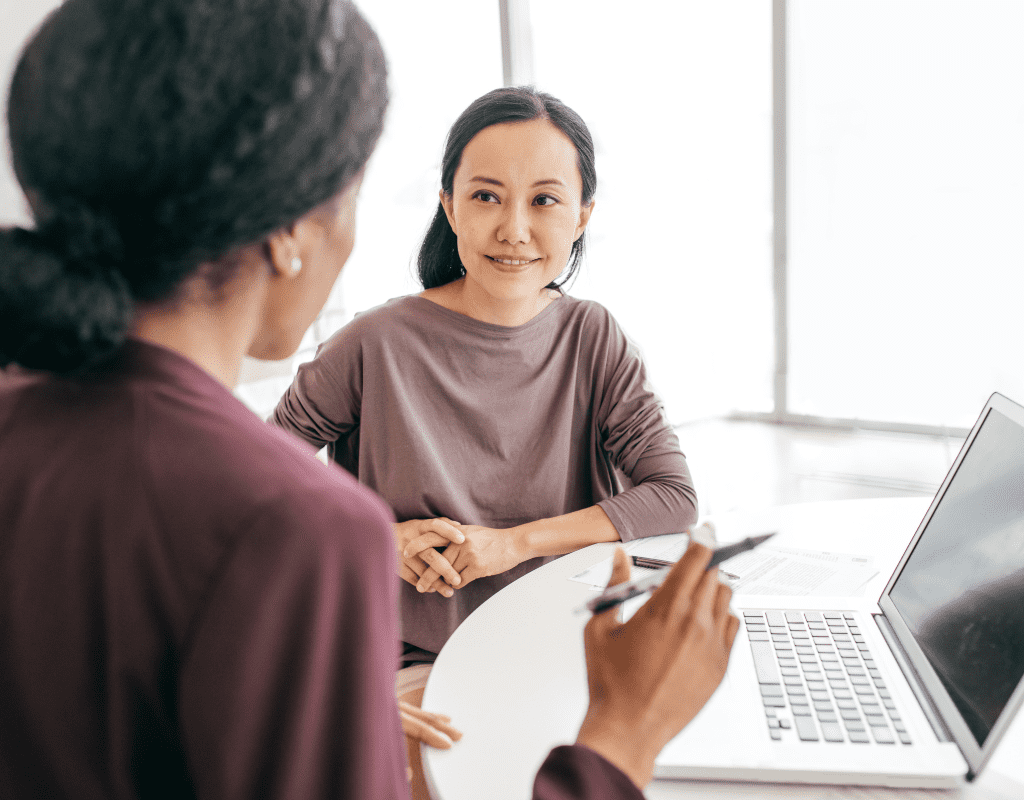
[{"xmin": 0, "ymin": 340, "xmax": 642, "ymax": 799}]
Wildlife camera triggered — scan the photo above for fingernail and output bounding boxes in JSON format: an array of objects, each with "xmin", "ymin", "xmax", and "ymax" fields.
[
  {"xmin": 442, "ymin": 588, "xmax": 452, "ymax": 597},
  {"xmin": 417, "ymin": 585, "xmax": 424, "ymax": 593}
]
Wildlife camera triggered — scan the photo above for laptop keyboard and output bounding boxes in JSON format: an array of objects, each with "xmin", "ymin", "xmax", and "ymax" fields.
[{"xmin": 743, "ymin": 610, "xmax": 913, "ymax": 745}]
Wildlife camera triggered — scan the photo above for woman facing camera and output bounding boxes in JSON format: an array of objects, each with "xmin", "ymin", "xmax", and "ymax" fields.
[{"xmin": 273, "ymin": 88, "xmax": 698, "ymax": 664}]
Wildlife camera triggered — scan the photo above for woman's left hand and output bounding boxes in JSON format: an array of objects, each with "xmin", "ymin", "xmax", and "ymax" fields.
[
  {"xmin": 399, "ymin": 700, "xmax": 463, "ymax": 749},
  {"xmin": 404, "ymin": 524, "xmax": 529, "ymax": 593}
]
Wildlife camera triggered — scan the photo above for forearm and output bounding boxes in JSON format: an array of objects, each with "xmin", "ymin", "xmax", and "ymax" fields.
[{"xmin": 515, "ymin": 505, "xmax": 621, "ymax": 560}]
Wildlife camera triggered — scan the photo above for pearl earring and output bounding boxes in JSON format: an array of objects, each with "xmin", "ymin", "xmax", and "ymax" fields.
[{"xmin": 291, "ymin": 256, "xmax": 302, "ymax": 274}]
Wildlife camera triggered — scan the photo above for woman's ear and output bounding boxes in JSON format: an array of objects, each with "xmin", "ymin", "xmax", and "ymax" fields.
[
  {"xmin": 440, "ymin": 189, "xmax": 458, "ymax": 236},
  {"xmin": 265, "ymin": 223, "xmax": 304, "ymax": 279},
  {"xmin": 574, "ymin": 199, "xmax": 595, "ymax": 241}
]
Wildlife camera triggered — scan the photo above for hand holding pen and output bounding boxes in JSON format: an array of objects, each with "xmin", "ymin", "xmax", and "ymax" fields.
[{"xmin": 575, "ymin": 542, "xmax": 740, "ymax": 788}]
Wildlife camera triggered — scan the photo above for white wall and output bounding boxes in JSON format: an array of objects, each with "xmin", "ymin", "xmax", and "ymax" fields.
[{"xmin": 1, "ymin": 0, "xmax": 62, "ymax": 225}]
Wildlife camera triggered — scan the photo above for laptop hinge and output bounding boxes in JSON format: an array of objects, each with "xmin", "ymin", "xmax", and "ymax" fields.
[{"xmin": 873, "ymin": 613, "xmax": 953, "ymax": 744}]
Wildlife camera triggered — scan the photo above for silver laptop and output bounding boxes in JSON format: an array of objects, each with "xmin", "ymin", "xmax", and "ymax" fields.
[{"xmin": 655, "ymin": 392, "xmax": 1024, "ymax": 788}]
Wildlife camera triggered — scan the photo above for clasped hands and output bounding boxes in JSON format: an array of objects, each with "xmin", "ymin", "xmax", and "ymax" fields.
[{"xmin": 394, "ymin": 517, "xmax": 525, "ymax": 596}]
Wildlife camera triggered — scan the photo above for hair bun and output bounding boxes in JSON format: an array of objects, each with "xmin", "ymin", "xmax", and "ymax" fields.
[
  {"xmin": 0, "ymin": 225, "xmax": 132, "ymax": 374},
  {"xmin": 36, "ymin": 200, "xmax": 126, "ymax": 279}
]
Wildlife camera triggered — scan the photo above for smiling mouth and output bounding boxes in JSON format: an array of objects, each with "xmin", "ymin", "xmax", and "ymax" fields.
[{"xmin": 487, "ymin": 256, "xmax": 540, "ymax": 266}]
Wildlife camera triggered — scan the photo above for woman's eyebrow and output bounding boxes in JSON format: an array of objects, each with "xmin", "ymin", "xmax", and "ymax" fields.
[
  {"xmin": 532, "ymin": 178, "xmax": 566, "ymax": 188},
  {"xmin": 466, "ymin": 177, "xmax": 567, "ymax": 188}
]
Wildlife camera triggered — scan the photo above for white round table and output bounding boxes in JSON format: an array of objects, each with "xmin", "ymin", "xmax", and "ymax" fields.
[{"xmin": 421, "ymin": 497, "xmax": 1024, "ymax": 800}]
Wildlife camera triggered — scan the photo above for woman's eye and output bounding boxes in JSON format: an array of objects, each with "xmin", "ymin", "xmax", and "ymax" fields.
[
  {"xmin": 473, "ymin": 191, "xmax": 498, "ymax": 203},
  {"xmin": 534, "ymin": 195, "xmax": 557, "ymax": 206}
]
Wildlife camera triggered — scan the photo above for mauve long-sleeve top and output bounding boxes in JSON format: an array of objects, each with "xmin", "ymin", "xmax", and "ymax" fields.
[{"xmin": 272, "ymin": 295, "xmax": 698, "ymax": 655}]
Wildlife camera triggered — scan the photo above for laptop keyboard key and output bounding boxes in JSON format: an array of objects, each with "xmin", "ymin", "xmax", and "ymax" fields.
[
  {"xmin": 794, "ymin": 716, "xmax": 819, "ymax": 741},
  {"xmin": 749, "ymin": 642, "xmax": 782, "ymax": 684},
  {"xmin": 849, "ymin": 730, "xmax": 871, "ymax": 743},
  {"xmin": 872, "ymin": 726, "xmax": 896, "ymax": 744},
  {"xmin": 821, "ymin": 722, "xmax": 845, "ymax": 742}
]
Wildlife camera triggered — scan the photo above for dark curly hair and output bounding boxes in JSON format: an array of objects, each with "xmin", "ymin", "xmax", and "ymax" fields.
[
  {"xmin": 0, "ymin": 0, "xmax": 388, "ymax": 374},
  {"xmin": 416, "ymin": 87, "xmax": 597, "ymax": 291}
]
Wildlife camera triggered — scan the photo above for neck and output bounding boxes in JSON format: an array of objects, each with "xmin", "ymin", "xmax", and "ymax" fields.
[
  {"xmin": 426, "ymin": 279, "xmax": 558, "ymax": 327},
  {"xmin": 130, "ymin": 270, "xmax": 267, "ymax": 388}
]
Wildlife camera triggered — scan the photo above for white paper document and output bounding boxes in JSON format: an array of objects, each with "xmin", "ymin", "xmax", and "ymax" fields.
[
  {"xmin": 721, "ymin": 546, "xmax": 877, "ymax": 596},
  {"xmin": 570, "ymin": 540, "xmax": 877, "ymax": 598}
]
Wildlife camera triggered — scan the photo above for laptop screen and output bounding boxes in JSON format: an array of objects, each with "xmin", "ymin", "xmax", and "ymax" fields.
[{"xmin": 887, "ymin": 407, "xmax": 1024, "ymax": 748}]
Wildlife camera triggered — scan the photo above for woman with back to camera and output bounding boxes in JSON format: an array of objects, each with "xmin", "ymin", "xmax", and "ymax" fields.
[
  {"xmin": 272, "ymin": 87, "xmax": 700, "ymax": 742},
  {"xmin": 0, "ymin": 1, "xmax": 737, "ymax": 798}
]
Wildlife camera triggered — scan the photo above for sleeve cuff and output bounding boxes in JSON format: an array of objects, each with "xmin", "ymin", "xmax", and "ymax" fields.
[{"xmin": 532, "ymin": 744, "xmax": 644, "ymax": 800}]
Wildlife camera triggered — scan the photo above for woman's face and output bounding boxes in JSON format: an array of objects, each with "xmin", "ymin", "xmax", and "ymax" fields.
[{"xmin": 441, "ymin": 118, "xmax": 592, "ymax": 310}]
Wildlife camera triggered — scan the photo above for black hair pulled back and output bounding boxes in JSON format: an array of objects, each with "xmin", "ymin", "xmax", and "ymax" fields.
[
  {"xmin": 0, "ymin": 0, "xmax": 388, "ymax": 374},
  {"xmin": 416, "ymin": 87, "xmax": 597, "ymax": 291}
]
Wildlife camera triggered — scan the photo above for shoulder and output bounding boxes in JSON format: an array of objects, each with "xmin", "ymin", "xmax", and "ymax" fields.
[
  {"xmin": 554, "ymin": 296, "xmax": 633, "ymax": 356},
  {"xmin": 551, "ymin": 295, "xmax": 621, "ymax": 332},
  {"xmin": 147, "ymin": 373, "xmax": 393, "ymax": 559},
  {"xmin": 316, "ymin": 295, "xmax": 439, "ymax": 359},
  {"xmin": 333, "ymin": 295, "xmax": 436, "ymax": 339}
]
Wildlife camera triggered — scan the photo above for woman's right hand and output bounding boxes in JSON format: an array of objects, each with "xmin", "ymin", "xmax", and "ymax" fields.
[
  {"xmin": 393, "ymin": 518, "xmax": 465, "ymax": 597},
  {"xmin": 575, "ymin": 543, "xmax": 740, "ymax": 790}
]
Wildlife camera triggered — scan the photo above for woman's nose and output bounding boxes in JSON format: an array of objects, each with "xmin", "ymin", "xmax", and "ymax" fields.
[{"xmin": 497, "ymin": 202, "xmax": 531, "ymax": 244}]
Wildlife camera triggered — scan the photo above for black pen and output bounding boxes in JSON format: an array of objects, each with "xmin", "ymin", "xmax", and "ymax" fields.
[
  {"xmin": 581, "ymin": 533, "xmax": 776, "ymax": 615},
  {"xmin": 631, "ymin": 555, "xmax": 741, "ymax": 582}
]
